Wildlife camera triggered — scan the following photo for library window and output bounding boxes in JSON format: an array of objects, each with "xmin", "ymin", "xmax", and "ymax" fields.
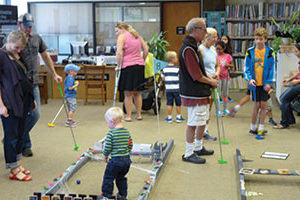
[
  {"xmin": 30, "ymin": 3, "xmax": 93, "ymax": 55},
  {"xmin": 95, "ymin": 2, "xmax": 160, "ymax": 55}
]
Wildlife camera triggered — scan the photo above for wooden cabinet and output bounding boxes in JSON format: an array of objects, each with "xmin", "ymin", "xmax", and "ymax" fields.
[{"xmin": 51, "ymin": 65, "xmax": 117, "ymax": 100}]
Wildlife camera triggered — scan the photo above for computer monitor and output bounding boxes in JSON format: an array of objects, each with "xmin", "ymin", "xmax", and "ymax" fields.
[{"xmin": 70, "ymin": 41, "xmax": 88, "ymax": 57}]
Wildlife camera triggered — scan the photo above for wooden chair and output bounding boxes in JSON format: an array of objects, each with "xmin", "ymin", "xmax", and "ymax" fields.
[
  {"xmin": 83, "ymin": 65, "xmax": 107, "ymax": 105},
  {"xmin": 38, "ymin": 71, "xmax": 48, "ymax": 104}
]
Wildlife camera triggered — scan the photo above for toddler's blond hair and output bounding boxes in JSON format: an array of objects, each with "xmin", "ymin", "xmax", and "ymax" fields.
[
  {"xmin": 105, "ymin": 107, "xmax": 124, "ymax": 122},
  {"xmin": 165, "ymin": 51, "xmax": 177, "ymax": 63}
]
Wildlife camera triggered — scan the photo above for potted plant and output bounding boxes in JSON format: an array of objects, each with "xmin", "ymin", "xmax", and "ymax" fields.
[
  {"xmin": 147, "ymin": 32, "xmax": 169, "ymax": 61},
  {"xmin": 271, "ymin": 7, "xmax": 300, "ymax": 47},
  {"xmin": 291, "ymin": 27, "xmax": 300, "ymax": 44}
]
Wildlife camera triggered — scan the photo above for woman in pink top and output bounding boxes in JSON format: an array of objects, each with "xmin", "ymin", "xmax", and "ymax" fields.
[{"xmin": 115, "ymin": 22, "xmax": 149, "ymax": 121}]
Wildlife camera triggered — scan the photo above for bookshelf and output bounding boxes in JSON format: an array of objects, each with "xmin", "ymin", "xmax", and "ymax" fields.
[{"xmin": 225, "ymin": 0, "xmax": 300, "ymax": 90}]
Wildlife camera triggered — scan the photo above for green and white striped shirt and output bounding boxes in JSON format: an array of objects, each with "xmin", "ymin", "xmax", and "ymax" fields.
[{"xmin": 103, "ymin": 128, "xmax": 133, "ymax": 157}]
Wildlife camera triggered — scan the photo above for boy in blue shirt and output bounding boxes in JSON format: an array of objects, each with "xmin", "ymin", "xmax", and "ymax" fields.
[
  {"xmin": 101, "ymin": 107, "xmax": 132, "ymax": 200},
  {"xmin": 64, "ymin": 63, "xmax": 80, "ymax": 127},
  {"xmin": 244, "ymin": 27, "xmax": 275, "ymax": 139},
  {"xmin": 161, "ymin": 51, "xmax": 185, "ymax": 123}
]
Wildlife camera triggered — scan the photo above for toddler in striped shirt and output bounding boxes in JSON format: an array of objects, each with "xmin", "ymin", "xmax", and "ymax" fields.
[{"xmin": 101, "ymin": 107, "xmax": 133, "ymax": 200}]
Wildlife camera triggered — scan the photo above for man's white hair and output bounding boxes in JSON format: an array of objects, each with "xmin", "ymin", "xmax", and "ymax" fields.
[{"xmin": 186, "ymin": 17, "xmax": 206, "ymax": 34}]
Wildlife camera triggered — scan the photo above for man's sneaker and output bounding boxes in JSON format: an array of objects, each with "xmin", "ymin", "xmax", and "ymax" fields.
[
  {"xmin": 165, "ymin": 118, "xmax": 172, "ymax": 123},
  {"xmin": 203, "ymin": 131, "xmax": 217, "ymax": 141},
  {"xmin": 268, "ymin": 118, "xmax": 277, "ymax": 126},
  {"xmin": 22, "ymin": 149, "xmax": 33, "ymax": 157},
  {"xmin": 229, "ymin": 107, "xmax": 237, "ymax": 117},
  {"xmin": 216, "ymin": 110, "xmax": 223, "ymax": 117},
  {"xmin": 182, "ymin": 153, "xmax": 206, "ymax": 164},
  {"xmin": 228, "ymin": 97, "xmax": 234, "ymax": 102},
  {"xmin": 223, "ymin": 109, "xmax": 230, "ymax": 116},
  {"xmin": 194, "ymin": 147, "xmax": 214, "ymax": 156},
  {"xmin": 176, "ymin": 116, "xmax": 185, "ymax": 123}
]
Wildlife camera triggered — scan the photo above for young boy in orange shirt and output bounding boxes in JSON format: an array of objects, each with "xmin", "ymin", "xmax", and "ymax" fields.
[{"xmin": 244, "ymin": 27, "xmax": 275, "ymax": 139}]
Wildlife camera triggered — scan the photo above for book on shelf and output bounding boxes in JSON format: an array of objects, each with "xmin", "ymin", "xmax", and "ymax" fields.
[
  {"xmin": 226, "ymin": 2, "xmax": 300, "ymax": 19},
  {"xmin": 233, "ymin": 57, "xmax": 245, "ymax": 72},
  {"xmin": 229, "ymin": 76, "xmax": 247, "ymax": 90},
  {"xmin": 227, "ymin": 22, "xmax": 275, "ymax": 37},
  {"xmin": 230, "ymin": 36, "xmax": 271, "ymax": 55}
]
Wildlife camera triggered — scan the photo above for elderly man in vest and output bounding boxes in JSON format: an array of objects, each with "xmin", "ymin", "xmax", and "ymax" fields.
[{"xmin": 179, "ymin": 18, "xmax": 218, "ymax": 164}]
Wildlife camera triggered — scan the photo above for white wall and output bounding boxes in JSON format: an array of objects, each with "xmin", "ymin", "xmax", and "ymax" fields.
[
  {"xmin": 31, "ymin": 3, "xmax": 92, "ymax": 34},
  {"xmin": 276, "ymin": 52, "xmax": 298, "ymax": 103},
  {"xmin": 10, "ymin": 0, "xmax": 27, "ymax": 15}
]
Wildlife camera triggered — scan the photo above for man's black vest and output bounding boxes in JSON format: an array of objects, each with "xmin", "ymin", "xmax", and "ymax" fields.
[{"xmin": 179, "ymin": 36, "xmax": 211, "ymax": 98}]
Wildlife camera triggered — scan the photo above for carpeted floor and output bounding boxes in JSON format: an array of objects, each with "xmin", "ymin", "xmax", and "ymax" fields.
[{"xmin": 0, "ymin": 91, "xmax": 300, "ymax": 200}]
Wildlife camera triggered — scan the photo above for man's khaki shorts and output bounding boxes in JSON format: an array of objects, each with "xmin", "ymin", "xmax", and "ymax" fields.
[{"xmin": 187, "ymin": 104, "xmax": 209, "ymax": 126}]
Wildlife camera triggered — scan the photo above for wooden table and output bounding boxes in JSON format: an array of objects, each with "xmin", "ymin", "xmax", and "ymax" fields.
[{"xmin": 52, "ymin": 65, "xmax": 118, "ymax": 100}]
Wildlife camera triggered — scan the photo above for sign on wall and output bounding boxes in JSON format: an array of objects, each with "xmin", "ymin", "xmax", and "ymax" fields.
[
  {"xmin": 0, "ymin": 5, "xmax": 18, "ymax": 25},
  {"xmin": 204, "ymin": 11, "xmax": 227, "ymax": 37}
]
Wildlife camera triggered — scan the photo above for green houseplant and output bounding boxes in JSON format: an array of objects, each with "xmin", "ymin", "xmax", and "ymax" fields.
[
  {"xmin": 271, "ymin": 7, "xmax": 300, "ymax": 51},
  {"xmin": 147, "ymin": 32, "xmax": 169, "ymax": 61},
  {"xmin": 291, "ymin": 27, "xmax": 300, "ymax": 43}
]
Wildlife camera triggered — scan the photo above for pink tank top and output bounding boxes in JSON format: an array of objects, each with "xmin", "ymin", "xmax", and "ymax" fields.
[{"xmin": 121, "ymin": 32, "xmax": 145, "ymax": 69}]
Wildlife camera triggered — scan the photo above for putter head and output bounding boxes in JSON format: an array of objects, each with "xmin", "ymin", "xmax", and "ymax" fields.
[
  {"xmin": 48, "ymin": 123, "xmax": 55, "ymax": 127},
  {"xmin": 255, "ymin": 135, "xmax": 264, "ymax": 140},
  {"xmin": 218, "ymin": 159, "xmax": 228, "ymax": 164},
  {"xmin": 221, "ymin": 139, "xmax": 230, "ymax": 144}
]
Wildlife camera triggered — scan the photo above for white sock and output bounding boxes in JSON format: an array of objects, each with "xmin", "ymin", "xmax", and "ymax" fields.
[
  {"xmin": 168, "ymin": 115, "xmax": 172, "ymax": 119},
  {"xmin": 251, "ymin": 124, "xmax": 257, "ymax": 131},
  {"xmin": 204, "ymin": 124, "xmax": 209, "ymax": 133},
  {"xmin": 185, "ymin": 142, "xmax": 194, "ymax": 158},
  {"xmin": 194, "ymin": 139, "xmax": 203, "ymax": 151},
  {"xmin": 177, "ymin": 114, "xmax": 181, "ymax": 118},
  {"xmin": 234, "ymin": 105, "xmax": 241, "ymax": 111},
  {"xmin": 258, "ymin": 124, "xmax": 264, "ymax": 131}
]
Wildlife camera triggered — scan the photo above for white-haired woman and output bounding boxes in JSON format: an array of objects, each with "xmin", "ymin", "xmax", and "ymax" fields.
[
  {"xmin": 0, "ymin": 30, "xmax": 35, "ymax": 181},
  {"xmin": 115, "ymin": 22, "xmax": 149, "ymax": 122},
  {"xmin": 199, "ymin": 27, "xmax": 220, "ymax": 141}
]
